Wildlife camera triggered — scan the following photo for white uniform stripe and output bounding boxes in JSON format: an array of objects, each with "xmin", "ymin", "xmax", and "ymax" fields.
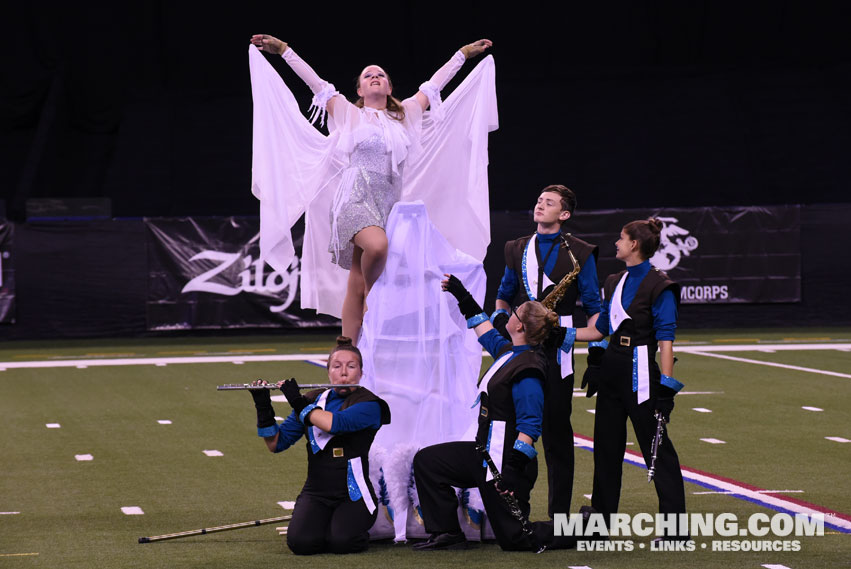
[
  {"xmin": 637, "ymin": 345, "xmax": 650, "ymax": 404},
  {"xmin": 350, "ymin": 457, "xmax": 375, "ymax": 514},
  {"xmin": 559, "ymin": 315, "xmax": 574, "ymax": 377},
  {"xmin": 311, "ymin": 390, "xmax": 333, "ymax": 451},
  {"xmin": 487, "ymin": 421, "xmax": 507, "ymax": 483}
]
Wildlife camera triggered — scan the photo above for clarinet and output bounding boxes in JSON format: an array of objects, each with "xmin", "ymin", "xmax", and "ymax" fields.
[
  {"xmin": 647, "ymin": 411, "xmax": 665, "ymax": 482},
  {"xmin": 475, "ymin": 444, "xmax": 546, "ymax": 553}
]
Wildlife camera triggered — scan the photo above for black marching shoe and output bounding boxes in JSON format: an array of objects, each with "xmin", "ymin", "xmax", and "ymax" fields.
[
  {"xmin": 412, "ymin": 531, "xmax": 468, "ymax": 551},
  {"xmin": 577, "ymin": 505, "xmax": 609, "ymax": 543}
]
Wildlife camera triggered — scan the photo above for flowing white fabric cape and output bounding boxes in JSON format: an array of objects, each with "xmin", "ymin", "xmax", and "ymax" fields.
[
  {"xmin": 249, "ymin": 45, "xmax": 498, "ymax": 317},
  {"xmin": 358, "ymin": 201, "xmax": 484, "ymax": 541}
]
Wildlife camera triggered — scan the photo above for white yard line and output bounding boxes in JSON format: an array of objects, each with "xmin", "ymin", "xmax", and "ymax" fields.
[
  {"xmin": 688, "ymin": 350, "xmax": 851, "ymax": 379},
  {"xmin": 678, "ymin": 343, "xmax": 851, "ymax": 353},
  {"xmin": 0, "ymin": 343, "xmax": 848, "ymax": 371},
  {"xmin": 0, "ymin": 353, "xmax": 316, "ymax": 370}
]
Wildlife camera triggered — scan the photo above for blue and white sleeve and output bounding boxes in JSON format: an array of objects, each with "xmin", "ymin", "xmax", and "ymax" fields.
[
  {"xmin": 329, "ymin": 401, "xmax": 382, "ymax": 434},
  {"xmin": 577, "ymin": 255, "xmax": 602, "ymax": 317},
  {"xmin": 512, "ymin": 376, "xmax": 544, "ymax": 442},
  {"xmin": 595, "ymin": 298, "xmax": 612, "ymax": 337},
  {"xmin": 257, "ymin": 411, "xmax": 305, "ymax": 453},
  {"xmin": 496, "ymin": 266, "xmax": 519, "ymax": 303},
  {"xmin": 652, "ymin": 289, "xmax": 678, "ymax": 342},
  {"xmin": 478, "ymin": 328, "xmax": 511, "ymax": 359}
]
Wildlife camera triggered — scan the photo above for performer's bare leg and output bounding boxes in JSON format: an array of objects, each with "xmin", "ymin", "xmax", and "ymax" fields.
[
  {"xmin": 342, "ymin": 226, "xmax": 389, "ymax": 344},
  {"xmin": 353, "ymin": 226, "xmax": 389, "ymax": 291},
  {"xmin": 342, "ymin": 247, "xmax": 366, "ymax": 342}
]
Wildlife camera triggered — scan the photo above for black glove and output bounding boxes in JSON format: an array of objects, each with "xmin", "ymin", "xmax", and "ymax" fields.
[
  {"xmin": 281, "ymin": 378, "xmax": 311, "ymax": 417},
  {"xmin": 491, "ymin": 311, "xmax": 510, "ymax": 340},
  {"xmin": 497, "ymin": 448, "xmax": 531, "ymax": 495},
  {"xmin": 250, "ymin": 382, "xmax": 277, "ymax": 429},
  {"xmin": 443, "ymin": 275, "xmax": 483, "ymax": 320},
  {"xmin": 654, "ymin": 385, "xmax": 677, "ymax": 423},
  {"xmin": 543, "ymin": 325, "xmax": 567, "ymax": 352},
  {"xmin": 581, "ymin": 344, "xmax": 605, "ymax": 398}
]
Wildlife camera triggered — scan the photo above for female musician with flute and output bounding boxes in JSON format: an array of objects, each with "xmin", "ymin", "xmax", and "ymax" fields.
[
  {"xmin": 574, "ymin": 218, "xmax": 688, "ymax": 539},
  {"xmin": 248, "ymin": 336, "xmax": 390, "ymax": 555}
]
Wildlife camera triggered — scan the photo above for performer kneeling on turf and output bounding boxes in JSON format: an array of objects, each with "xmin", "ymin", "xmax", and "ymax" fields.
[
  {"xmin": 248, "ymin": 336, "xmax": 391, "ymax": 555},
  {"xmin": 412, "ymin": 275, "xmax": 575, "ymax": 551}
]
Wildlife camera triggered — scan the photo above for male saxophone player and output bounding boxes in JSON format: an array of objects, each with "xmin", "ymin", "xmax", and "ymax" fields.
[{"xmin": 492, "ymin": 184, "xmax": 602, "ymax": 518}]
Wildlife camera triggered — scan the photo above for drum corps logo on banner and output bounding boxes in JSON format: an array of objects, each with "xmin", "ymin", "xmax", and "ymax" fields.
[{"xmin": 650, "ymin": 217, "xmax": 699, "ymax": 271}]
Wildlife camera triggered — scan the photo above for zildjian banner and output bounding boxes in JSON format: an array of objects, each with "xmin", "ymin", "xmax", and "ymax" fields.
[{"xmin": 145, "ymin": 217, "xmax": 339, "ymax": 330}]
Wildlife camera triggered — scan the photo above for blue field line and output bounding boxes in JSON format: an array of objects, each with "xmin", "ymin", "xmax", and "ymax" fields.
[{"xmin": 573, "ymin": 434, "xmax": 851, "ymax": 534}]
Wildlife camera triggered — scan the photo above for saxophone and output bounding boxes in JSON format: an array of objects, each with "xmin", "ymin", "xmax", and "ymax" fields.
[{"xmin": 541, "ymin": 242, "xmax": 581, "ymax": 311}]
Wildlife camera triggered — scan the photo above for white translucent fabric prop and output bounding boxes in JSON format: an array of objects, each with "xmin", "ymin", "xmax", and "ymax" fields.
[
  {"xmin": 359, "ymin": 201, "xmax": 484, "ymax": 540},
  {"xmin": 248, "ymin": 45, "xmax": 497, "ymax": 317},
  {"xmin": 248, "ymin": 46, "xmax": 341, "ymax": 278}
]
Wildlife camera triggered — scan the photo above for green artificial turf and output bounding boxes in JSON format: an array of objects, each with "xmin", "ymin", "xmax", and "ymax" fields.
[{"xmin": 0, "ymin": 329, "xmax": 848, "ymax": 568}]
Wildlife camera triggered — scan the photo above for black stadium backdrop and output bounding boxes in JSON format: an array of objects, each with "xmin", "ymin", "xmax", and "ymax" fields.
[{"xmin": 2, "ymin": 3, "xmax": 850, "ymax": 338}]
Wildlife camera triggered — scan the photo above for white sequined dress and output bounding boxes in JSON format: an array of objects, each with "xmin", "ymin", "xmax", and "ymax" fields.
[{"xmin": 328, "ymin": 109, "xmax": 412, "ymax": 269}]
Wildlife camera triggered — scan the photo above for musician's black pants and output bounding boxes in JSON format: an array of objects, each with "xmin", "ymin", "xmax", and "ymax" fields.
[
  {"xmin": 414, "ymin": 441, "xmax": 557, "ymax": 551},
  {"xmin": 541, "ymin": 358, "xmax": 576, "ymax": 518},
  {"xmin": 591, "ymin": 348, "xmax": 686, "ymax": 535},
  {"xmin": 287, "ymin": 489, "xmax": 377, "ymax": 555}
]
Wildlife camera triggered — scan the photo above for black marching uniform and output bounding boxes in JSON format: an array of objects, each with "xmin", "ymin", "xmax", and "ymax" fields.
[
  {"xmin": 502, "ymin": 232, "xmax": 598, "ymax": 517},
  {"xmin": 591, "ymin": 267, "xmax": 687, "ymax": 535},
  {"xmin": 414, "ymin": 341, "xmax": 557, "ymax": 550},
  {"xmin": 285, "ymin": 387, "xmax": 391, "ymax": 555}
]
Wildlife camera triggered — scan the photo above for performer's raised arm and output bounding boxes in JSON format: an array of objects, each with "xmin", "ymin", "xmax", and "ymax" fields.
[
  {"xmin": 250, "ymin": 34, "xmax": 342, "ymax": 124},
  {"xmin": 441, "ymin": 273, "xmax": 494, "ymax": 338},
  {"xmin": 414, "ymin": 39, "xmax": 492, "ymax": 113}
]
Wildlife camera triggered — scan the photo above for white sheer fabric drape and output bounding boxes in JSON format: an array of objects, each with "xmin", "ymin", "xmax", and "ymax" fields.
[{"xmin": 359, "ymin": 202, "xmax": 484, "ymax": 541}]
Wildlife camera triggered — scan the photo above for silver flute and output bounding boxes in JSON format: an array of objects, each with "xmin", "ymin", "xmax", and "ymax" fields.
[{"xmin": 217, "ymin": 383, "xmax": 360, "ymax": 391}]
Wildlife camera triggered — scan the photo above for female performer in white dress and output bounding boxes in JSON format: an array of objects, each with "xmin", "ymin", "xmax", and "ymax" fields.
[{"xmin": 249, "ymin": 34, "xmax": 493, "ymax": 342}]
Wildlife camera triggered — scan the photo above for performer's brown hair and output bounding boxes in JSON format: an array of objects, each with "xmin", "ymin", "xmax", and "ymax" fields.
[
  {"xmin": 518, "ymin": 301, "xmax": 560, "ymax": 345},
  {"xmin": 540, "ymin": 184, "xmax": 577, "ymax": 215},
  {"xmin": 623, "ymin": 218, "xmax": 663, "ymax": 260},
  {"xmin": 327, "ymin": 336, "xmax": 363, "ymax": 368}
]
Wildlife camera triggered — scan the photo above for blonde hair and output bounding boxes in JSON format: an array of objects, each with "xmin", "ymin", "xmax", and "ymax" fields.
[{"xmin": 517, "ymin": 301, "xmax": 560, "ymax": 345}]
